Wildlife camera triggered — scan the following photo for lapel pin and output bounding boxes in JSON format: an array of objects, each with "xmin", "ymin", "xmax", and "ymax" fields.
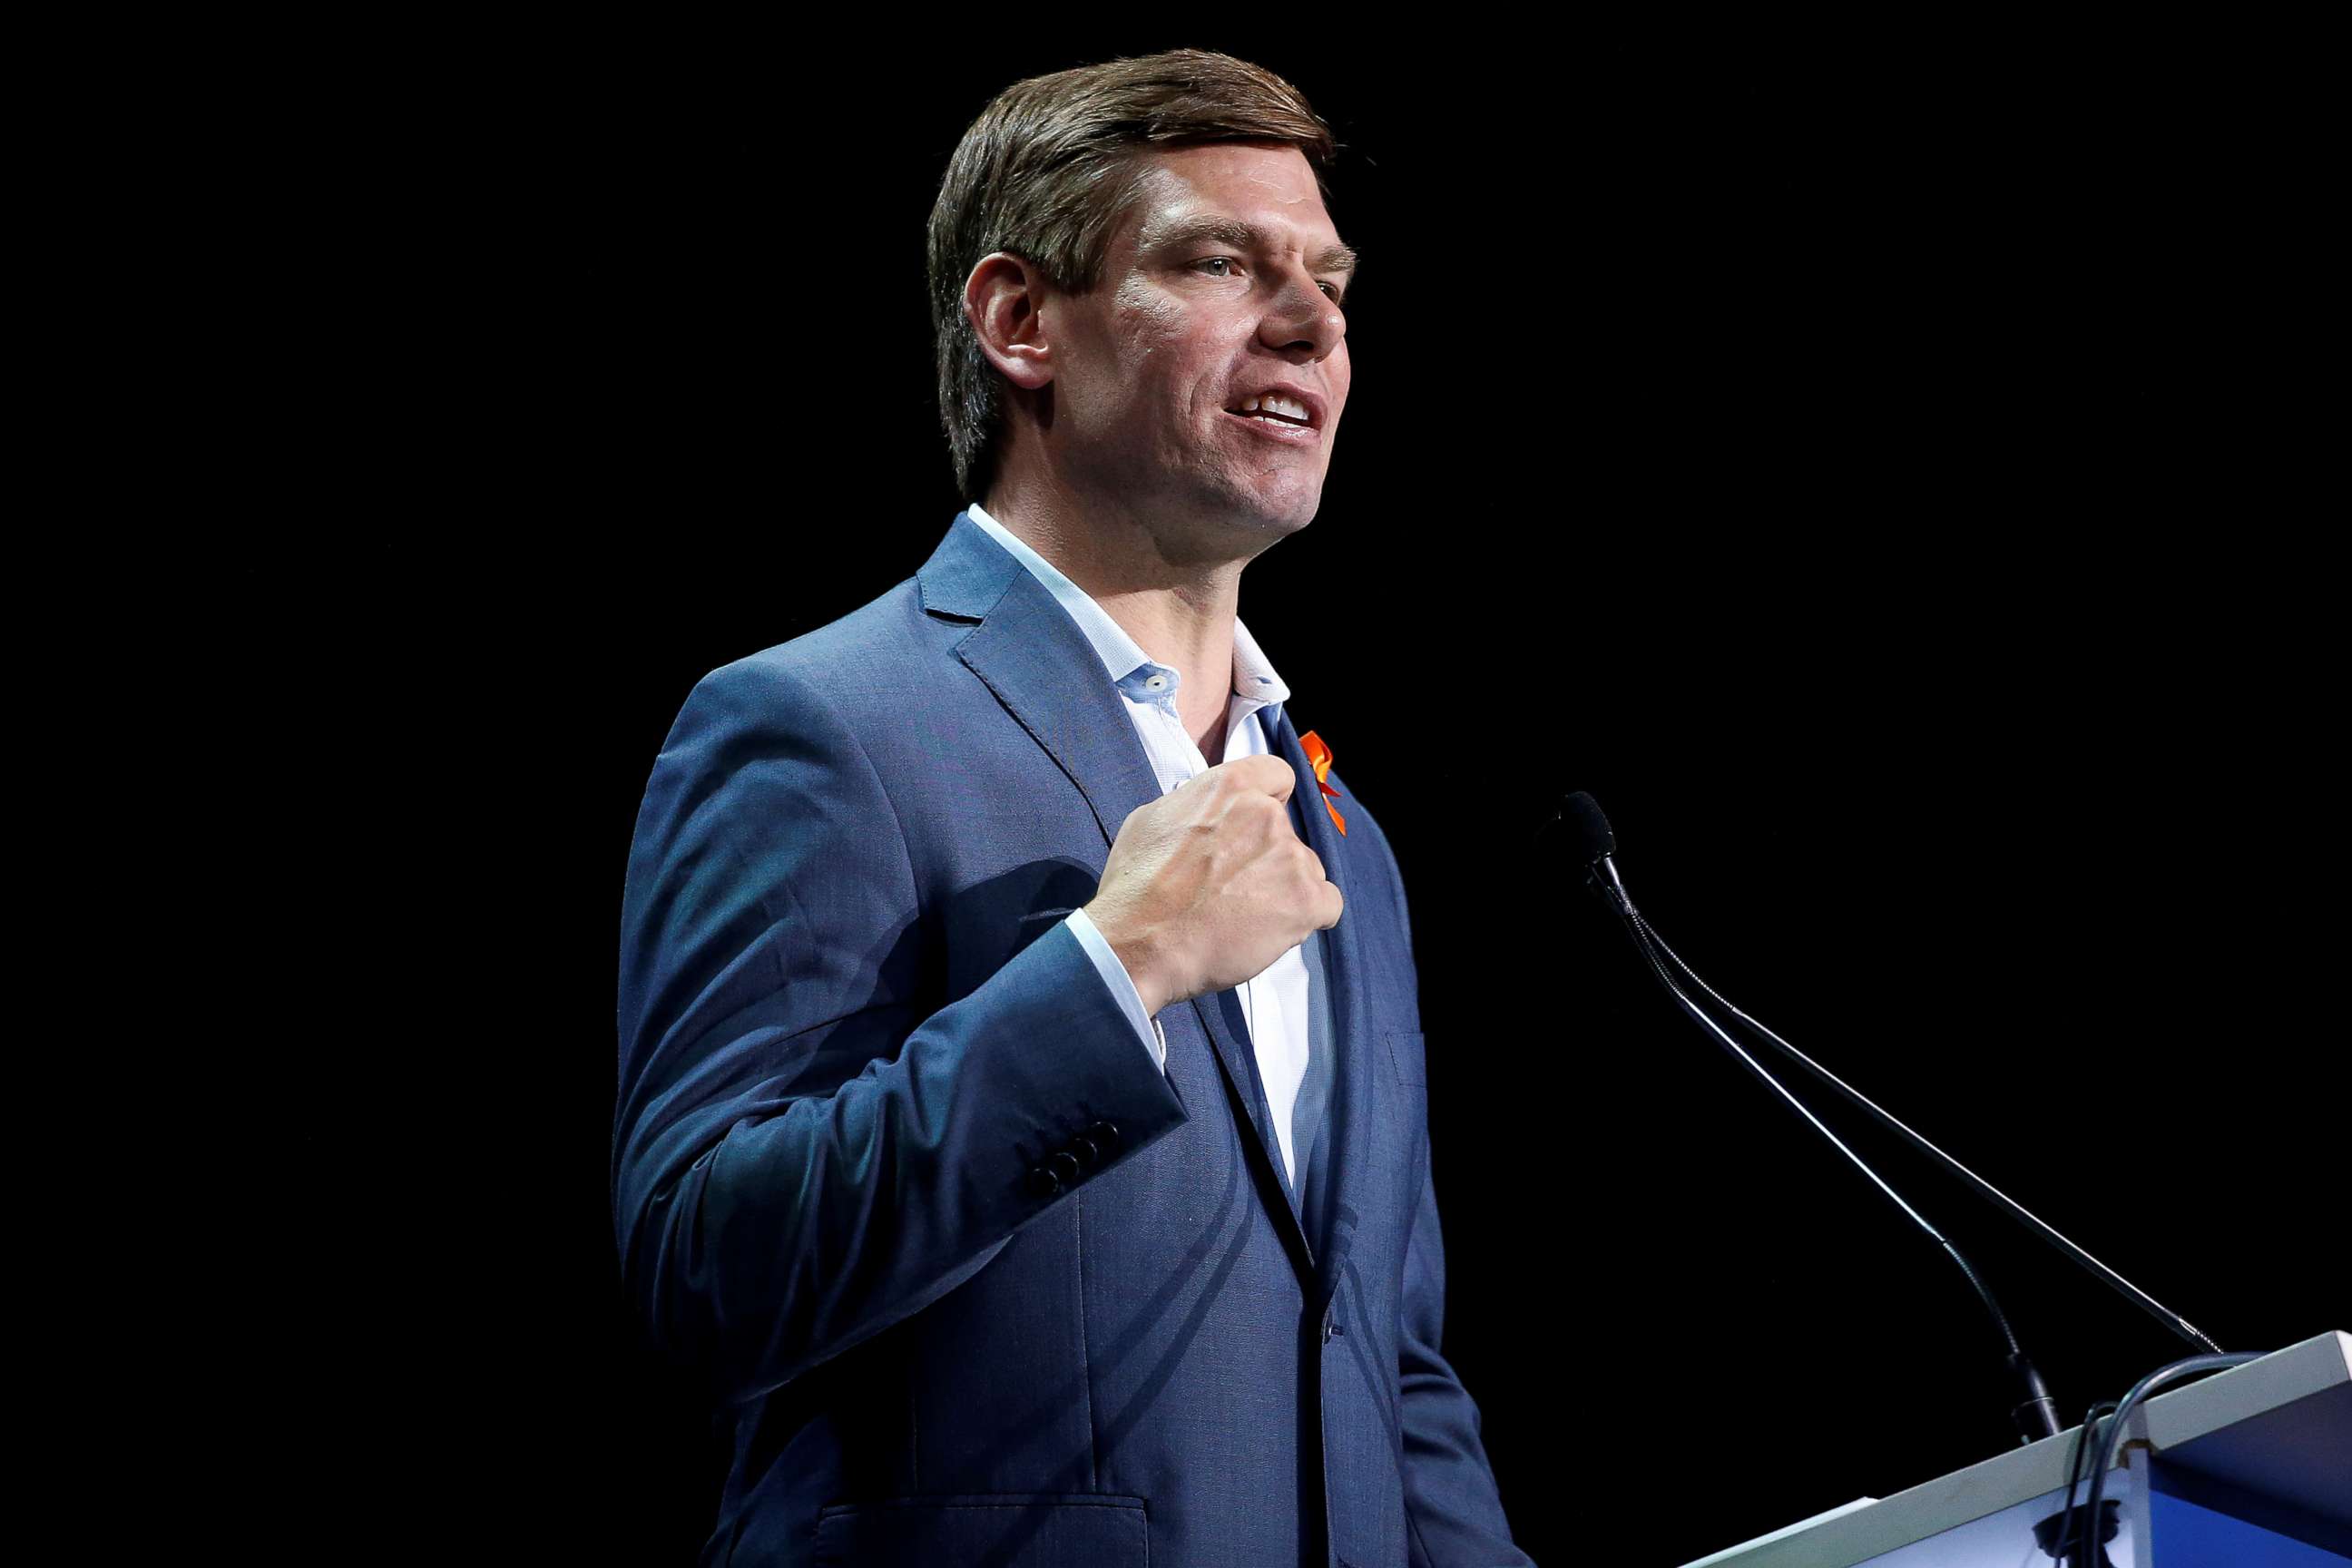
[{"xmin": 1298, "ymin": 730, "xmax": 1348, "ymax": 837}]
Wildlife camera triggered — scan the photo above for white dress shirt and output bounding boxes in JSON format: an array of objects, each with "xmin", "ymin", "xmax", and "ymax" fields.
[{"xmin": 966, "ymin": 504, "xmax": 1324, "ymax": 1197}]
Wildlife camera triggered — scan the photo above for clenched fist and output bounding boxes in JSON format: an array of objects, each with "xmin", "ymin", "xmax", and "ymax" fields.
[{"xmin": 1082, "ymin": 754, "xmax": 1345, "ymax": 1018}]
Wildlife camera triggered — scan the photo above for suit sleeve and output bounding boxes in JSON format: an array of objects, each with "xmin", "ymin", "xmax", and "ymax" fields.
[{"xmin": 612, "ymin": 656, "xmax": 1190, "ymax": 1406}]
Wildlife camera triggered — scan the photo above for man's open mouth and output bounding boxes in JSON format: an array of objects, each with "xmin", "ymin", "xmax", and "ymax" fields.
[{"xmin": 1228, "ymin": 392, "xmax": 1317, "ymax": 426}]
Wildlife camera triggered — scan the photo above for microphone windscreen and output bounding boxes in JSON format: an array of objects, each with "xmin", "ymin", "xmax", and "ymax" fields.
[{"xmin": 1560, "ymin": 791, "xmax": 1616, "ymax": 864}]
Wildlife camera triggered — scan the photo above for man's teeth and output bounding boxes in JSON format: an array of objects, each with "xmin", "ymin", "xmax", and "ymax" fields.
[{"xmin": 1235, "ymin": 394, "xmax": 1311, "ymax": 424}]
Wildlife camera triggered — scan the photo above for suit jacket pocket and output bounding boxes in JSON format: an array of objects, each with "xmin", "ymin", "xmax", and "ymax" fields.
[{"xmin": 813, "ymin": 1493, "xmax": 1148, "ymax": 1567}]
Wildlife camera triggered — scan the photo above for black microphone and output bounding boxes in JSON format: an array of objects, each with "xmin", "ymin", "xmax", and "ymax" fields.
[
  {"xmin": 1559, "ymin": 790, "xmax": 2070, "ymax": 1446},
  {"xmin": 1556, "ymin": 789, "xmax": 1637, "ymax": 923},
  {"xmin": 1558, "ymin": 790, "xmax": 1614, "ymax": 865}
]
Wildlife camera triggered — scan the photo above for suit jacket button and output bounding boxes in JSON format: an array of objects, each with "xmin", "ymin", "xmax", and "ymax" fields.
[
  {"xmin": 1027, "ymin": 1165, "xmax": 1063, "ymax": 1199},
  {"xmin": 1046, "ymin": 1151, "xmax": 1083, "ymax": 1186},
  {"xmin": 1085, "ymin": 1120, "xmax": 1120, "ymax": 1151},
  {"xmin": 1069, "ymin": 1133, "xmax": 1102, "ymax": 1168}
]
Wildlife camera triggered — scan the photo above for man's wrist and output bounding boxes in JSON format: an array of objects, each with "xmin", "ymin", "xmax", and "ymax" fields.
[
  {"xmin": 1123, "ymin": 954, "xmax": 1167, "ymax": 1020},
  {"xmin": 1081, "ymin": 903, "xmax": 1168, "ymax": 1018}
]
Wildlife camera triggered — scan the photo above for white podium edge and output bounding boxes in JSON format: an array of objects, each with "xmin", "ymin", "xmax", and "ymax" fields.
[{"xmin": 1680, "ymin": 1328, "xmax": 2351, "ymax": 1568}]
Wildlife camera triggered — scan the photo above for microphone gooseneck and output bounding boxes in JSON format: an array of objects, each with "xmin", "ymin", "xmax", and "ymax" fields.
[
  {"xmin": 1556, "ymin": 790, "xmax": 2112, "ymax": 1445},
  {"xmin": 1558, "ymin": 792, "xmax": 2223, "ymax": 1357}
]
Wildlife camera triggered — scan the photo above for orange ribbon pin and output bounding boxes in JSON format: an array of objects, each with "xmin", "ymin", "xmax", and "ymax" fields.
[{"xmin": 1298, "ymin": 730, "xmax": 1347, "ymax": 837}]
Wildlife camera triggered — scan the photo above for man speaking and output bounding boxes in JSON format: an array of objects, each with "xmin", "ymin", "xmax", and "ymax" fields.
[{"xmin": 614, "ymin": 49, "xmax": 1530, "ymax": 1566}]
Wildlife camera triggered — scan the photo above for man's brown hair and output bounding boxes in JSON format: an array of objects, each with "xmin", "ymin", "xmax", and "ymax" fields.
[{"xmin": 926, "ymin": 49, "xmax": 1338, "ymax": 501}]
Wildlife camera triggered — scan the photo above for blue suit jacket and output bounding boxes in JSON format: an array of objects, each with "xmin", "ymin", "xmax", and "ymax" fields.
[{"xmin": 614, "ymin": 514, "xmax": 1529, "ymax": 1566}]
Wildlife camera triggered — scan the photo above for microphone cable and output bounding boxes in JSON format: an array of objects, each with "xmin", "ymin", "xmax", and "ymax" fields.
[
  {"xmin": 2047, "ymin": 1398, "xmax": 2118, "ymax": 1567},
  {"xmin": 2066, "ymin": 1352, "xmax": 2265, "ymax": 1568}
]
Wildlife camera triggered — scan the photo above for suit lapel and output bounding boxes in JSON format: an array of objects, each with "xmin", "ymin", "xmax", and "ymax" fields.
[
  {"xmin": 1263, "ymin": 703, "xmax": 1374, "ymax": 1311},
  {"xmin": 925, "ymin": 519, "xmax": 1164, "ymax": 852},
  {"xmin": 1187, "ymin": 975, "xmax": 1309, "ymax": 1261},
  {"xmin": 919, "ymin": 514, "xmax": 1316, "ymax": 1287}
]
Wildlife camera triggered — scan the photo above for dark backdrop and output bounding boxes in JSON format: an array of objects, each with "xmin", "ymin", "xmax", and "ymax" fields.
[{"xmin": 220, "ymin": 24, "xmax": 2337, "ymax": 1565}]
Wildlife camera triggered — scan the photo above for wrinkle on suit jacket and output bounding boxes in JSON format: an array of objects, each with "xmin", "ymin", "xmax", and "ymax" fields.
[{"xmin": 614, "ymin": 514, "xmax": 1529, "ymax": 1566}]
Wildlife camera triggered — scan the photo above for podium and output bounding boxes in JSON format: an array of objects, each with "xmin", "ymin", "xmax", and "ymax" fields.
[{"xmin": 1684, "ymin": 1329, "xmax": 2350, "ymax": 1566}]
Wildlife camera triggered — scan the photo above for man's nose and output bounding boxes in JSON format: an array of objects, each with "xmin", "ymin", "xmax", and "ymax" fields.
[{"xmin": 1259, "ymin": 268, "xmax": 1345, "ymax": 360}]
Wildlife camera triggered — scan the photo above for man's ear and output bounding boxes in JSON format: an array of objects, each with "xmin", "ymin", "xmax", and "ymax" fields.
[{"xmin": 964, "ymin": 252, "xmax": 1055, "ymax": 392}]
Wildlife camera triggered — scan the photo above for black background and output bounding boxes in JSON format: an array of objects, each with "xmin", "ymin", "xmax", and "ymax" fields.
[{"xmin": 213, "ymin": 22, "xmax": 2339, "ymax": 1565}]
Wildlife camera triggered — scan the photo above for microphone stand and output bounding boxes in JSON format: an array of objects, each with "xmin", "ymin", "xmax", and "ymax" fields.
[
  {"xmin": 1622, "ymin": 890, "xmax": 2222, "ymax": 1357},
  {"xmin": 1583, "ymin": 852, "xmax": 2070, "ymax": 1444}
]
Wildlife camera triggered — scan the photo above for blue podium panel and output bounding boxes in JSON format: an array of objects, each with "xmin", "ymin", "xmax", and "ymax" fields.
[
  {"xmin": 2150, "ymin": 1488, "xmax": 2348, "ymax": 1566},
  {"xmin": 2150, "ymin": 1460, "xmax": 2352, "ymax": 1567}
]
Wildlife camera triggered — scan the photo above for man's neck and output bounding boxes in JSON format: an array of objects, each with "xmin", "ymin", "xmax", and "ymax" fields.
[{"xmin": 982, "ymin": 480, "xmax": 1247, "ymax": 754}]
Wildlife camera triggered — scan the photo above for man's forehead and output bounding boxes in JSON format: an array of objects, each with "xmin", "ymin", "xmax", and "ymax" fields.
[{"xmin": 1122, "ymin": 145, "xmax": 1344, "ymax": 252}]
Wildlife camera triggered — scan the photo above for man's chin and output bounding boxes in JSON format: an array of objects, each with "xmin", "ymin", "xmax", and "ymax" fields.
[
  {"xmin": 1207, "ymin": 502, "xmax": 1318, "ymax": 551},
  {"xmin": 1133, "ymin": 470, "xmax": 1327, "ymax": 558},
  {"xmin": 1210, "ymin": 478, "xmax": 1326, "ymax": 538}
]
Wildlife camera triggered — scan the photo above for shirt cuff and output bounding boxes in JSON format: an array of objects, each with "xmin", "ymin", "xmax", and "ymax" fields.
[{"xmin": 1063, "ymin": 906, "xmax": 1168, "ymax": 1073}]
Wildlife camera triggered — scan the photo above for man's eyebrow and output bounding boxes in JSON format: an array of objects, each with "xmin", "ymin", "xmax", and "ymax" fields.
[{"xmin": 1141, "ymin": 215, "xmax": 1359, "ymax": 278}]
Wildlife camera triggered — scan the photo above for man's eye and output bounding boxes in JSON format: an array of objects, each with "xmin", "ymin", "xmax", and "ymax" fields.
[{"xmin": 1193, "ymin": 257, "xmax": 1341, "ymax": 304}]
